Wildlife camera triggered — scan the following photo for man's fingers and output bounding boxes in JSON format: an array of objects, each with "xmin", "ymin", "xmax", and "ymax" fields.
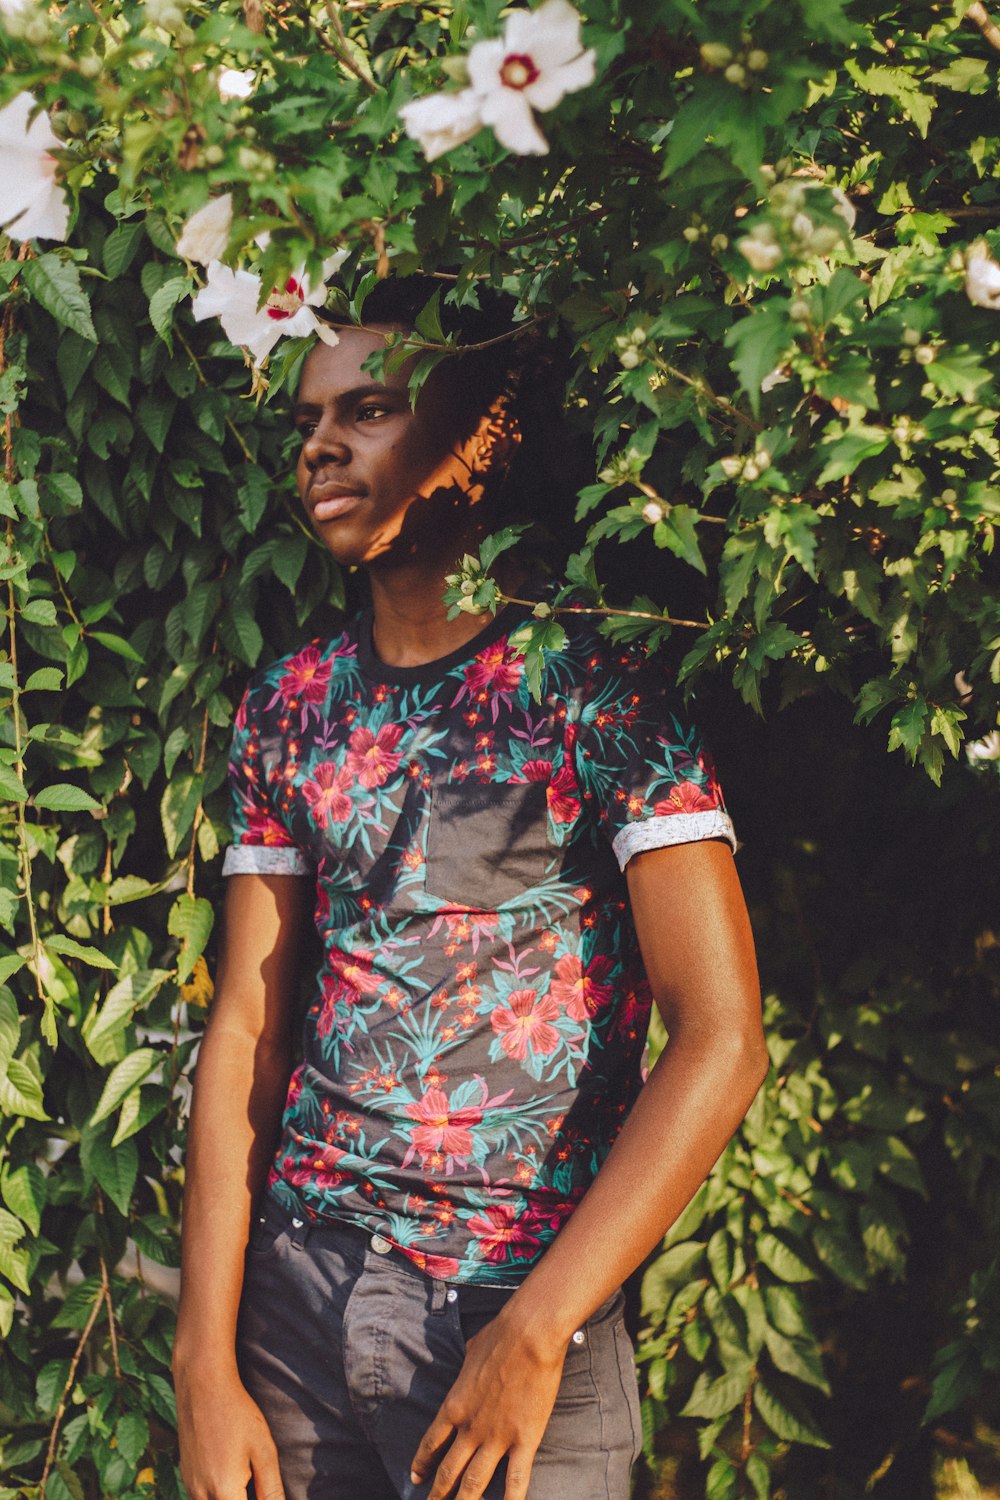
[
  {"xmin": 456, "ymin": 1447, "xmax": 505, "ymax": 1500},
  {"xmin": 410, "ymin": 1412, "xmax": 456, "ymax": 1483},
  {"xmin": 249, "ymin": 1441, "xmax": 286, "ymax": 1500},
  {"xmin": 425, "ymin": 1434, "xmax": 477, "ymax": 1500},
  {"xmin": 502, "ymin": 1444, "xmax": 536, "ymax": 1500}
]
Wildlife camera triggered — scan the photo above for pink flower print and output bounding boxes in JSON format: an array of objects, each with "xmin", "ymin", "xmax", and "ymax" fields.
[
  {"xmin": 241, "ymin": 803, "xmax": 296, "ymax": 846},
  {"xmin": 546, "ymin": 764, "xmax": 581, "ymax": 823},
  {"xmin": 404, "ymin": 1088, "xmax": 483, "ymax": 1169},
  {"xmin": 278, "ymin": 645, "xmax": 332, "ymax": 707},
  {"xmin": 345, "ymin": 722, "xmax": 405, "ymax": 789},
  {"xmin": 467, "ymin": 1202, "xmax": 540, "ymax": 1263},
  {"xmin": 653, "ymin": 779, "xmax": 717, "ymax": 816},
  {"xmin": 549, "ymin": 953, "xmax": 614, "ymax": 1023},
  {"xmin": 491, "ymin": 988, "xmax": 560, "ymax": 1061},
  {"xmin": 519, "ymin": 759, "xmax": 552, "ymax": 781},
  {"xmin": 302, "ymin": 762, "xmax": 353, "ymax": 828}
]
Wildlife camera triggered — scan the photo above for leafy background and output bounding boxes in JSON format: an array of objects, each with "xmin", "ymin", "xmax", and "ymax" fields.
[{"xmin": 0, "ymin": 0, "xmax": 999, "ymax": 1496}]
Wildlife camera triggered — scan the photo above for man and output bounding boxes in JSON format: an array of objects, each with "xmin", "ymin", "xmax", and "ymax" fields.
[{"xmin": 172, "ymin": 279, "xmax": 768, "ymax": 1500}]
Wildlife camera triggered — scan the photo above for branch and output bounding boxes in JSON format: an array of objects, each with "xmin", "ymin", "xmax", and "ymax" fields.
[
  {"xmin": 497, "ymin": 594, "xmax": 713, "ymax": 631},
  {"xmin": 40, "ymin": 1277, "xmax": 105, "ymax": 1494},
  {"xmin": 965, "ymin": 1, "xmax": 1000, "ymax": 52},
  {"xmin": 322, "ymin": 1, "xmax": 380, "ymax": 93}
]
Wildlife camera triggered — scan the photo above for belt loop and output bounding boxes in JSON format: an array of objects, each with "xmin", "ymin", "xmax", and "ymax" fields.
[
  {"xmin": 430, "ymin": 1278, "xmax": 448, "ymax": 1314},
  {"xmin": 290, "ymin": 1214, "xmax": 310, "ymax": 1251}
]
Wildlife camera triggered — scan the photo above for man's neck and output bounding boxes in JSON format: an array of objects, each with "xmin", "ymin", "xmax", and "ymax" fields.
[{"xmin": 366, "ymin": 555, "xmax": 526, "ymax": 670}]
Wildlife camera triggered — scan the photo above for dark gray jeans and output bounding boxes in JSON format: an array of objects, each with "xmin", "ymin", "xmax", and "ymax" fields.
[{"xmin": 236, "ymin": 1205, "xmax": 642, "ymax": 1499}]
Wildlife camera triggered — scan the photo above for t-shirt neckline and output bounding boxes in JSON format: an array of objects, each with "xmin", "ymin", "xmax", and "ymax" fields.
[{"xmin": 356, "ymin": 598, "xmax": 530, "ymax": 688}]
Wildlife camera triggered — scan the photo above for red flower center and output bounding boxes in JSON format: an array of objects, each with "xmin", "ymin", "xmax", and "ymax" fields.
[
  {"xmin": 499, "ymin": 53, "xmax": 539, "ymax": 89},
  {"xmin": 267, "ymin": 276, "xmax": 304, "ymax": 321}
]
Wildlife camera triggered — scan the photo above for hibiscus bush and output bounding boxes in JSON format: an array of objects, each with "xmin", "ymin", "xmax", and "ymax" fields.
[{"xmin": 1, "ymin": 0, "xmax": 999, "ymax": 1496}]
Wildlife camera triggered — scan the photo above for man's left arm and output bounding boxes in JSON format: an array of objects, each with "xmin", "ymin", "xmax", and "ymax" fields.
[{"xmin": 411, "ymin": 839, "xmax": 769, "ymax": 1500}]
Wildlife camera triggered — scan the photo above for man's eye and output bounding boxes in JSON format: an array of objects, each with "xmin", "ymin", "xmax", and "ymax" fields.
[
  {"xmin": 357, "ymin": 403, "xmax": 390, "ymax": 421},
  {"xmin": 297, "ymin": 421, "xmax": 317, "ymax": 438}
]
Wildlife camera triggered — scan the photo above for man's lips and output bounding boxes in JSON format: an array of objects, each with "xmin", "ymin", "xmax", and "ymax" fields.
[{"xmin": 309, "ymin": 481, "xmax": 366, "ymax": 522}]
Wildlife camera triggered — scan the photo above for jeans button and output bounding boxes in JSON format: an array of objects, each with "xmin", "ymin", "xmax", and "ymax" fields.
[
  {"xmin": 572, "ymin": 1329, "xmax": 585, "ymax": 1345},
  {"xmin": 446, "ymin": 1288, "xmax": 458, "ymax": 1303},
  {"xmin": 370, "ymin": 1233, "xmax": 392, "ymax": 1255}
]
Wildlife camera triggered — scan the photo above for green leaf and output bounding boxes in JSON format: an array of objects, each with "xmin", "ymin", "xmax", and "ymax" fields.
[
  {"xmin": 763, "ymin": 1324, "xmax": 830, "ymax": 1394},
  {"xmin": 115, "ymin": 1411, "xmax": 150, "ymax": 1467},
  {"xmin": 1, "ymin": 1162, "xmax": 46, "ymax": 1236},
  {"xmin": 812, "ymin": 1225, "xmax": 868, "ymax": 1289},
  {"xmin": 45, "ymin": 935, "xmax": 117, "ymax": 970},
  {"xmin": 0, "ymin": 1057, "xmax": 49, "ymax": 1120},
  {"xmin": 83, "ymin": 969, "xmax": 171, "ymax": 1064},
  {"xmin": 0, "ymin": 1238, "xmax": 30, "ymax": 1295},
  {"xmin": 90, "ymin": 629, "xmax": 144, "ymax": 662},
  {"xmin": 0, "ymin": 765, "xmax": 28, "ymax": 803},
  {"xmin": 160, "ymin": 773, "xmax": 204, "ymax": 859},
  {"xmin": 81, "ymin": 1127, "xmax": 139, "ymax": 1216},
  {"xmin": 32, "ymin": 783, "xmax": 102, "ymax": 812},
  {"xmin": 24, "ymin": 667, "xmax": 64, "ymax": 691},
  {"xmin": 148, "ymin": 275, "xmax": 190, "ymax": 344},
  {"xmin": 681, "ymin": 1362, "xmax": 753, "ymax": 1420},
  {"xmin": 21, "ymin": 256, "xmax": 97, "ymax": 342},
  {"xmin": 753, "ymin": 1380, "xmax": 830, "ymax": 1448},
  {"xmin": 168, "ymin": 894, "xmax": 214, "ymax": 985},
  {"xmin": 89, "ymin": 1048, "xmax": 159, "ymax": 1126},
  {"xmin": 49, "ymin": 1461, "xmax": 86, "ymax": 1500},
  {"xmin": 36, "ymin": 1358, "xmax": 71, "ymax": 1415},
  {"xmin": 724, "ymin": 305, "xmax": 791, "ymax": 418},
  {"xmin": 756, "ymin": 1232, "xmax": 815, "ymax": 1283}
]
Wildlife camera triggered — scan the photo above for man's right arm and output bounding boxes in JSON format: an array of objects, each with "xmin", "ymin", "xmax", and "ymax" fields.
[{"xmin": 172, "ymin": 870, "xmax": 311, "ymax": 1500}]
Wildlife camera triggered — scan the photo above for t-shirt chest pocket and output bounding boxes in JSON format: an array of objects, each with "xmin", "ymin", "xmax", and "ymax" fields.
[{"xmin": 425, "ymin": 781, "xmax": 554, "ymax": 910}]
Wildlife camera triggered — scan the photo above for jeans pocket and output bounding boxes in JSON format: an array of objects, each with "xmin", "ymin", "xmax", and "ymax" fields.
[
  {"xmin": 425, "ymin": 781, "xmax": 553, "ymax": 909},
  {"xmin": 246, "ymin": 1213, "xmax": 286, "ymax": 1259}
]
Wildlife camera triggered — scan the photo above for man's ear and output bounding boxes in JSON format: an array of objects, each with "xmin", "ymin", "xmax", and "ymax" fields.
[{"xmin": 468, "ymin": 390, "xmax": 522, "ymax": 481}]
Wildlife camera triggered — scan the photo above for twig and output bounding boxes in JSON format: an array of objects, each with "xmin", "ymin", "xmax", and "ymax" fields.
[
  {"xmin": 965, "ymin": 1, "xmax": 1000, "ymax": 52},
  {"xmin": 99, "ymin": 1251, "xmax": 121, "ymax": 1379},
  {"xmin": 497, "ymin": 594, "xmax": 713, "ymax": 630},
  {"xmin": 322, "ymin": 1, "xmax": 380, "ymax": 93},
  {"xmin": 39, "ymin": 1276, "xmax": 105, "ymax": 1494}
]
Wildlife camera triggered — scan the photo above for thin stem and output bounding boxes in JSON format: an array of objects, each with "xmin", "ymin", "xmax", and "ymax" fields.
[
  {"xmin": 322, "ymin": 0, "xmax": 380, "ymax": 93},
  {"xmin": 40, "ymin": 1275, "xmax": 105, "ymax": 1494},
  {"xmin": 175, "ymin": 328, "xmax": 257, "ymax": 464},
  {"xmin": 497, "ymin": 594, "xmax": 713, "ymax": 631}
]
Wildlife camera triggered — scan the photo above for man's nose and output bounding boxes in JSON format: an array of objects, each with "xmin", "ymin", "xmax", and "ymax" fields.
[{"xmin": 303, "ymin": 421, "xmax": 350, "ymax": 468}]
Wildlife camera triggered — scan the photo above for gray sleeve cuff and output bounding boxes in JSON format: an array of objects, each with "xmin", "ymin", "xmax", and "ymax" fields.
[
  {"xmin": 222, "ymin": 844, "xmax": 313, "ymax": 876},
  {"xmin": 611, "ymin": 809, "xmax": 737, "ymax": 871}
]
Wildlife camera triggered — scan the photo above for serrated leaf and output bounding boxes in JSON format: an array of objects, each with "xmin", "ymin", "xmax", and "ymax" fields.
[
  {"xmin": 763, "ymin": 1323, "xmax": 830, "ymax": 1394},
  {"xmin": 115, "ymin": 1411, "xmax": 150, "ymax": 1467},
  {"xmin": 168, "ymin": 895, "xmax": 214, "ymax": 985},
  {"xmin": 81, "ymin": 1128, "xmax": 139, "ymax": 1216},
  {"xmin": 1, "ymin": 1162, "xmax": 46, "ymax": 1235},
  {"xmin": 24, "ymin": 667, "xmax": 64, "ymax": 691},
  {"xmin": 89, "ymin": 1048, "xmax": 159, "ymax": 1126},
  {"xmin": 680, "ymin": 1362, "xmax": 753, "ymax": 1420},
  {"xmin": 753, "ymin": 1380, "xmax": 830, "ymax": 1447},
  {"xmin": 36, "ymin": 1358, "xmax": 71, "ymax": 1415},
  {"xmin": 21, "ymin": 257, "xmax": 96, "ymax": 342},
  {"xmin": 756, "ymin": 1232, "xmax": 815, "ymax": 1283},
  {"xmin": 45, "ymin": 935, "xmax": 117, "ymax": 970},
  {"xmin": 0, "ymin": 1057, "xmax": 49, "ymax": 1120},
  {"xmin": 83, "ymin": 969, "xmax": 171, "ymax": 1063},
  {"xmin": 160, "ymin": 773, "xmax": 204, "ymax": 859},
  {"xmin": 32, "ymin": 783, "xmax": 102, "ymax": 813},
  {"xmin": 148, "ymin": 275, "xmax": 190, "ymax": 344},
  {"xmin": 0, "ymin": 764, "xmax": 28, "ymax": 802}
]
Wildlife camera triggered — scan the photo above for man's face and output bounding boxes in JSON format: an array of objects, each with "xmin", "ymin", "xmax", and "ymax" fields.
[{"xmin": 294, "ymin": 326, "xmax": 508, "ymax": 571}]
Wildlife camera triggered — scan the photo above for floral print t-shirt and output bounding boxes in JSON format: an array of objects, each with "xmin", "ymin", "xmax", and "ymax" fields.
[{"xmin": 223, "ymin": 601, "xmax": 735, "ymax": 1284}]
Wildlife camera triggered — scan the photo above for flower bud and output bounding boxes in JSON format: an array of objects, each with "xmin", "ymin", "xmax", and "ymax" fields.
[
  {"xmin": 457, "ymin": 595, "xmax": 486, "ymax": 615},
  {"xmin": 724, "ymin": 62, "xmax": 747, "ymax": 85},
  {"xmin": 533, "ymin": 601, "xmax": 553, "ymax": 619},
  {"xmin": 720, "ymin": 456, "xmax": 743, "ymax": 478},
  {"xmin": 789, "ymin": 297, "xmax": 810, "ymax": 322},
  {"xmin": 901, "ymin": 327, "xmax": 921, "ymax": 346},
  {"xmin": 754, "ymin": 448, "xmax": 772, "ymax": 471},
  {"xmin": 641, "ymin": 501, "xmax": 665, "ymax": 525},
  {"xmin": 914, "ymin": 345, "xmax": 935, "ymax": 365},
  {"xmin": 79, "ymin": 53, "xmax": 102, "ymax": 78},
  {"xmin": 460, "ymin": 578, "xmax": 477, "ymax": 596},
  {"xmin": 699, "ymin": 42, "xmax": 733, "ymax": 68},
  {"xmin": 711, "ymin": 234, "xmax": 729, "ymax": 253},
  {"xmin": 941, "ymin": 488, "xmax": 958, "ymax": 504},
  {"xmin": 746, "ymin": 48, "xmax": 769, "ymax": 71},
  {"xmin": 632, "ymin": 327, "xmax": 646, "ymax": 344},
  {"xmin": 743, "ymin": 460, "xmax": 760, "ymax": 481},
  {"xmin": 619, "ymin": 347, "xmax": 641, "ymax": 369},
  {"xmin": 444, "ymin": 573, "xmax": 461, "ymax": 588},
  {"xmin": 682, "ymin": 226, "xmax": 701, "ymax": 244}
]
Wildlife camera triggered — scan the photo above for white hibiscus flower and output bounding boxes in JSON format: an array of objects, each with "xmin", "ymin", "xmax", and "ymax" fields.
[
  {"xmin": 965, "ymin": 241, "xmax": 1000, "ymax": 310},
  {"xmin": 176, "ymin": 194, "xmax": 233, "ymax": 265},
  {"xmin": 466, "ymin": 0, "xmax": 596, "ymax": 156},
  {"xmin": 399, "ymin": 89, "xmax": 483, "ymax": 161},
  {"xmin": 217, "ymin": 67, "xmax": 255, "ymax": 102},
  {"xmin": 0, "ymin": 91, "xmax": 71, "ymax": 243},
  {"xmin": 191, "ymin": 258, "xmax": 343, "ymax": 367}
]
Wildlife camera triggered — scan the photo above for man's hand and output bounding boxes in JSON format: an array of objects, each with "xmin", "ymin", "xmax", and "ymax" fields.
[
  {"xmin": 410, "ymin": 1306, "xmax": 565, "ymax": 1500},
  {"xmin": 175, "ymin": 1363, "xmax": 286, "ymax": 1500}
]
